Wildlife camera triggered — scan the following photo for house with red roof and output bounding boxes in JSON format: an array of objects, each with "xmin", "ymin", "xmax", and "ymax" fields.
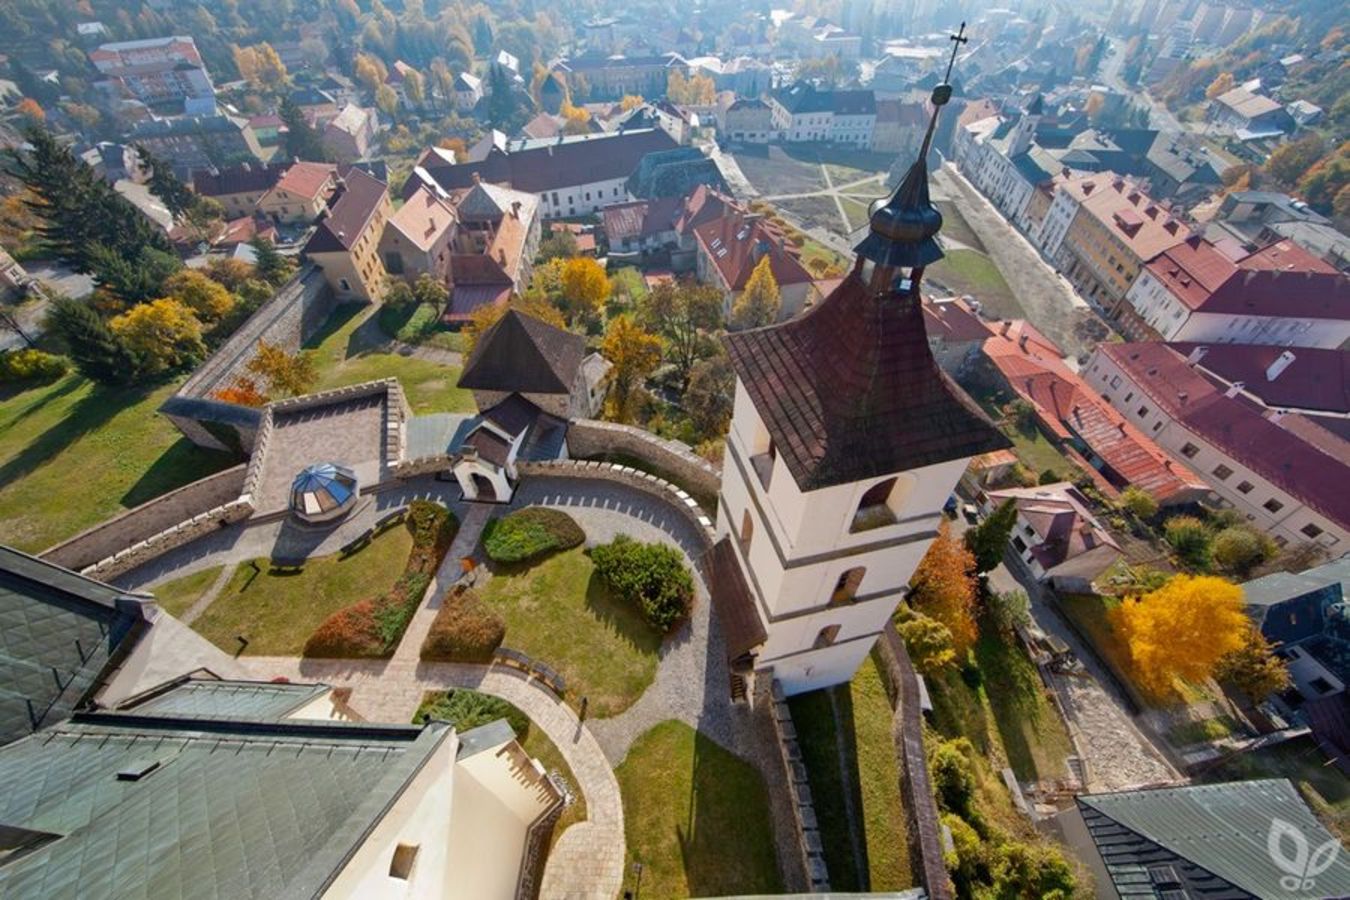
[
  {"xmin": 980, "ymin": 483, "xmax": 1122, "ymax": 591},
  {"xmin": 983, "ymin": 322, "xmax": 1207, "ymax": 506},
  {"xmin": 1118, "ymin": 235, "xmax": 1350, "ymax": 347},
  {"xmin": 1085, "ymin": 341, "xmax": 1350, "ymax": 550},
  {"xmin": 257, "ymin": 161, "xmax": 338, "ymax": 225},
  {"xmin": 692, "ymin": 206, "xmax": 820, "ymax": 321},
  {"xmin": 922, "ymin": 297, "xmax": 993, "ymax": 375}
]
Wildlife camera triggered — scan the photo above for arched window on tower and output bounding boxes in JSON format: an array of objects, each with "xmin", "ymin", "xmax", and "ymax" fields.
[
  {"xmin": 813, "ymin": 624, "xmax": 841, "ymax": 649},
  {"xmin": 739, "ymin": 509, "xmax": 754, "ymax": 551},
  {"xmin": 830, "ymin": 567, "xmax": 865, "ymax": 606},
  {"xmin": 850, "ymin": 475, "xmax": 913, "ymax": 533}
]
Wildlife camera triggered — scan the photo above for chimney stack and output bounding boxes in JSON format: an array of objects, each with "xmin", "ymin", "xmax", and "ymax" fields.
[{"xmin": 1185, "ymin": 345, "xmax": 1208, "ymax": 366}]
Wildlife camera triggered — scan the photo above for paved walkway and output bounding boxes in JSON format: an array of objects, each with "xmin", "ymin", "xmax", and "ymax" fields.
[{"xmin": 178, "ymin": 565, "xmax": 236, "ymax": 625}]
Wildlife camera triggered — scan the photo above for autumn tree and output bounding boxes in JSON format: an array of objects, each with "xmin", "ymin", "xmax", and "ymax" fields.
[
  {"xmin": 1216, "ymin": 626, "xmax": 1291, "ymax": 703},
  {"xmin": 46, "ymin": 295, "xmax": 141, "ymax": 385},
  {"xmin": 375, "ymin": 84, "xmax": 399, "ymax": 117},
  {"xmin": 212, "ymin": 376, "xmax": 268, "ymax": 407},
  {"xmin": 559, "ymin": 257, "xmax": 610, "ymax": 322},
  {"xmin": 163, "ymin": 269, "xmax": 234, "ymax": 324},
  {"xmin": 1111, "ymin": 575, "xmax": 1248, "ymax": 699},
  {"xmin": 896, "ymin": 607, "xmax": 957, "ymax": 675},
  {"xmin": 601, "ymin": 314, "xmax": 662, "ymax": 423},
  {"xmin": 1212, "ymin": 525, "xmax": 1278, "ymax": 576},
  {"xmin": 246, "ymin": 340, "xmax": 317, "ymax": 397},
  {"xmin": 683, "ymin": 350, "xmax": 735, "ymax": 439},
  {"xmin": 109, "ymin": 298, "xmax": 205, "ymax": 375},
  {"xmin": 1204, "ymin": 71, "xmax": 1235, "ymax": 100},
  {"xmin": 964, "ymin": 499, "xmax": 1017, "ymax": 574},
  {"xmin": 908, "ymin": 520, "xmax": 978, "ymax": 658},
  {"xmin": 730, "ymin": 255, "xmax": 780, "ymax": 330},
  {"xmin": 354, "ymin": 52, "xmax": 388, "ymax": 93},
  {"xmin": 16, "ymin": 98, "xmax": 44, "ymax": 124},
  {"xmin": 620, "ymin": 94, "xmax": 645, "ymax": 111},
  {"xmin": 233, "ymin": 43, "xmax": 289, "ymax": 92},
  {"xmin": 560, "ymin": 101, "xmax": 591, "ymax": 135},
  {"xmin": 1266, "ymin": 134, "xmax": 1326, "ymax": 186},
  {"xmin": 638, "ymin": 280, "xmax": 723, "ymax": 391},
  {"xmin": 411, "ymin": 272, "xmax": 449, "ymax": 312},
  {"xmin": 404, "ymin": 69, "xmax": 425, "ymax": 107}
]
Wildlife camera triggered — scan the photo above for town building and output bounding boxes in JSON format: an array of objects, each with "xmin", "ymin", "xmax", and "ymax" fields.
[
  {"xmin": 705, "ymin": 91, "xmax": 1009, "ymax": 696},
  {"xmin": 955, "ymin": 95, "xmax": 1059, "ymax": 229},
  {"xmin": 1036, "ymin": 173, "xmax": 1189, "ymax": 314},
  {"xmin": 550, "ymin": 55, "xmax": 686, "ymax": 100},
  {"xmin": 978, "ymin": 483, "xmax": 1123, "ymax": 591},
  {"xmin": 257, "ymin": 161, "xmax": 338, "ymax": 224},
  {"xmin": 378, "ymin": 184, "xmax": 458, "ymax": 283},
  {"xmin": 717, "ymin": 97, "xmax": 775, "ymax": 144},
  {"xmin": 89, "ymin": 35, "xmax": 214, "ymax": 110},
  {"xmin": 684, "ymin": 56, "xmax": 772, "ymax": 97},
  {"xmin": 1205, "ymin": 189, "xmax": 1350, "ymax": 272},
  {"xmin": 1171, "ymin": 343, "xmax": 1350, "ymax": 419},
  {"xmin": 776, "ymin": 14, "xmax": 862, "ymax": 60},
  {"xmin": 768, "ymin": 84, "xmax": 877, "ymax": 147},
  {"xmin": 601, "ymin": 196, "xmax": 683, "ymax": 254},
  {"xmin": 453, "ymin": 71, "xmax": 483, "ymax": 111},
  {"xmin": 444, "ymin": 181, "xmax": 542, "ymax": 322},
  {"xmin": 1117, "ymin": 236, "xmax": 1350, "ymax": 345},
  {"xmin": 302, "ymin": 167, "xmax": 392, "ymax": 303},
  {"xmin": 870, "ymin": 98, "xmax": 929, "ymax": 156},
  {"xmin": 921, "ymin": 297, "xmax": 993, "ymax": 376},
  {"xmin": 408, "ymin": 129, "xmax": 678, "ymax": 220},
  {"xmin": 1085, "ymin": 342, "xmax": 1350, "ymax": 550},
  {"xmin": 692, "ymin": 204, "xmax": 819, "ymax": 321},
  {"xmin": 291, "ymin": 86, "xmax": 341, "ymax": 126},
  {"xmin": 128, "ymin": 114, "xmax": 263, "ymax": 174},
  {"xmin": 1062, "ymin": 780, "xmax": 1350, "ymax": 898},
  {"xmin": 323, "ymin": 104, "xmax": 379, "ymax": 163},
  {"xmin": 192, "ymin": 162, "xmax": 288, "ymax": 218},
  {"xmin": 1208, "ymin": 85, "xmax": 1295, "ymax": 138}
]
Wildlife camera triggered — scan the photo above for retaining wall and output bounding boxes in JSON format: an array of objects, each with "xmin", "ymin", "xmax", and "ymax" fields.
[
  {"xmin": 565, "ymin": 419, "xmax": 720, "ymax": 501},
  {"xmin": 765, "ymin": 678, "xmax": 831, "ymax": 892},
  {"xmin": 81, "ymin": 497, "xmax": 256, "ymax": 581},
  {"xmin": 41, "ymin": 465, "xmax": 249, "ymax": 572}
]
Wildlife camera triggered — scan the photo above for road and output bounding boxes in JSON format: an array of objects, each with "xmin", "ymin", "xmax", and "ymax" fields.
[
  {"xmin": 1100, "ymin": 38, "xmax": 1186, "ymax": 132},
  {"xmin": 931, "ymin": 163, "xmax": 1103, "ymax": 360}
]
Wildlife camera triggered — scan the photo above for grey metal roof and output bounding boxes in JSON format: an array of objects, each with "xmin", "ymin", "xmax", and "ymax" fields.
[
  {"xmin": 1242, "ymin": 555, "xmax": 1350, "ymax": 607},
  {"xmin": 405, "ymin": 413, "xmax": 477, "ymax": 459},
  {"xmin": 0, "ymin": 546, "xmax": 148, "ymax": 747},
  {"xmin": 0, "ymin": 711, "xmax": 450, "ymax": 900},
  {"xmin": 119, "ymin": 679, "xmax": 331, "ymax": 720},
  {"xmin": 1079, "ymin": 779, "xmax": 1350, "ymax": 899},
  {"xmin": 455, "ymin": 718, "xmax": 515, "ymax": 760}
]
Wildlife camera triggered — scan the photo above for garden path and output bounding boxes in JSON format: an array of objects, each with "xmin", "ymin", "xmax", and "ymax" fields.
[{"xmin": 178, "ymin": 565, "xmax": 237, "ymax": 626}]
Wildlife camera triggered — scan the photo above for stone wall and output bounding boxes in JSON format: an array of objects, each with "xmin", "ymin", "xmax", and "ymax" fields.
[
  {"xmin": 565, "ymin": 419, "xmax": 721, "ymax": 502},
  {"xmin": 42, "ymin": 465, "xmax": 249, "ymax": 572},
  {"xmin": 81, "ymin": 497, "xmax": 256, "ymax": 581},
  {"xmin": 765, "ymin": 677, "xmax": 831, "ymax": 892}
]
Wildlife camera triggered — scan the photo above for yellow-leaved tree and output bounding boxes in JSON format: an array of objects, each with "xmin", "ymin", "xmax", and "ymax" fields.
[
  {"xmin": 110, "ymin": 298, "xmax": 205, "ymax": 374},
  {"xmin": 730, "ymin": 255, "xmax": 780, "ymax": 330},
  {"xmin": 1111, "ymin": 575, "xmax": 1248, "ymax": 699},
  {"xmin": 601, "ymin": 314, "xmax": 661, "ymax": 423},
  {"xmin": 163, "ymin": 269, "xmax": 234, "ymax": 324},
  {"xmin": 559, "ymin": 257, "xmax": 610, "ymax": 322},
  {"xmin": 908, "ymin": 520, "xmax": 978, "ymax": 659}
]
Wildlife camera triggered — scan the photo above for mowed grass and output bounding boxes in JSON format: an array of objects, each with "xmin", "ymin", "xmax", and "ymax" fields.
[
  {"xmin": 148, "ymin": 565, "xmax": 224, "ymax": 618},
  {"xmin": 0, "ymin": 375, "xmax": 236, "ymax": 553},
  {"xmin": 192, "ymin": 525, "xmax": 413, "ymax": 656},
  {"xmin": 933, "ymin": 200, "xmax": 987, "ymax": 252},
  {"xmin": 617, "ymin": 721, "xmax": 782, "ymax": 898},
  {"xmin": 838, "ymin": 196, "xmax": 872, "ymax": 232},
  {"xmin": 789, "ymin": 652, "xmax": 913, "ymax": 891},
  {"xmin": 799, "ymin": 238, "xmax": 848, "ymax": 274},
  {"xmin": 307, "ymin": 303, "xmax": 474, "ymax": 414},
  {"xmin": 479, "ymin": 547, "xmax": 661, "ymax": 717},
  {"xmin": 926, "ymin": 249, "xmax": 1020, "ymax": 318}
]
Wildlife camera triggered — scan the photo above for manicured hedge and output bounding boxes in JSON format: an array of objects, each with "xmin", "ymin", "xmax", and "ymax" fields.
[
  {"xmin": 482, "ymin": 507, "xmax": 585, "ymax": 563},
  {"xmin": 590, "ymin": 535, "xmax": 694, "ymax": 633},
  {"xmin": 420, "ymin": 587, "xmax": 506, "ymax": 663},
  {"xmin": 414, "ymin": 689, "xmax": 529, "ymax": 738},
  {"xmin": 304, "ymin": 500, "xmax": 458, "ymax": 657}
]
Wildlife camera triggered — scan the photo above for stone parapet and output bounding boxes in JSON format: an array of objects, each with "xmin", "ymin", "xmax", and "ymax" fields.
[
  {"xmin": 565, "ymin": 419, "xmax": 720, "ymax": 501},
  {"xmin": 81, "ymin": 497, "xmax": 256, "ymax": 581}
]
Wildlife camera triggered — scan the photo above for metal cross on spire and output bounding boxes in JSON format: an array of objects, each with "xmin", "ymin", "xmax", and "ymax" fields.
[
  {"xmin": 916, "ymin": 22, "xmax": 968, "ymax": 162},
  {"xmin": 943, "ymin": 22, "xmax": 969, "ymax": 85}
]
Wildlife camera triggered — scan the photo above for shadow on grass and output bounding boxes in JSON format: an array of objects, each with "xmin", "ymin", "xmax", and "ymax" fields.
[
  {"xmin": 974, "ymin": 629, "xmax": 1049, "ymax": 781},
  {"xmin": 926, "ymin": 661, "xmax": 995, "ymax": 760},
  {"xmin": 787, "ymin": 686, "xmax": 868, "ymax": 890},
  {"xmin": 583, "ymin": 570, "xmax": 663, "ymax": 656},
  {"xmin": 120, "ymin": 437, "xmax": 238, "ymax": 507},
  {"xmin": 1, "ymin": 373, "xmax": 82, "ymax": 420},
  {"xmin": 302, "ymin": 301, "xmax": 365, "ymax": 354},
  {"xmin": 0, "ymin": 380, "xmax": 151, "ymax": 489}
]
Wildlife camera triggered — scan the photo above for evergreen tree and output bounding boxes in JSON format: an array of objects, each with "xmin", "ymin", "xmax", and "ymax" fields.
[
  {"xmin": 964, "ymin": 499, "xmax": 1018, "ymax": 574},
  {"xmin": 278, "ymin": 96, "xmax": 331, "ymax": 162},
  {"xmin": 249, "ymin": 236, "xmax": 294, "ymax": 286},
  {"xmin": 486, "ymin": 64, "xmax": 518, "ymax": 130},
  {"xmin": 136, "ymin": 144, "xmax": 196, "ymax": 221},
  {"xmin": 87, "ymin": 244, "xmax": 181, "ymax": 305},
  {"xmin": 46, "ymin": 295, "xmax": 141, "ymax": 384}
]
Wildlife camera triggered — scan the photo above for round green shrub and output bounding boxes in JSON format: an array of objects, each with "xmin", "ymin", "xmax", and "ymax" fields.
[
  {"xmin": 0, "ymin": 348, "xmax": 70, "ymax": 383},
  {"xmin": 420, "ymin": 588, "xmax": 506, "ymax": 663},
  {"xmin": 482, "ymin": 507, "xmax": 585, "ymax": 563},
  {"xmin": 1164, "ymin": 515, "xmax": 1213, "ymax": 571},
  {"xmin": 590, "ymin": 535, "xmax": 693, "ymax": 632}
]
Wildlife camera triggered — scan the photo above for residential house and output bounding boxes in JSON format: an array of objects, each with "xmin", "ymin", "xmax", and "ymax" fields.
[
  {"xmin": 385, "ymin": 60, "xmax": 419, "ymax": 108},
  {"xmin": 1287, "ymin": 99, "xmax": 1323, "ymax": 127},
  {"xmin": 247, "ymin": 113, "xmax": 285, "ymax": 146},
  {"xmin": 1208, "ymin": 85, "xmax": 1295, "ymax": 137},
  {"xmin": 1118, "ymin": 236, "xmax": 1349, "ymax": 346},
  {"xmin": 192, "ymin": 162, "xmax": 287, "ymax": 218},
  {"xmin": 957, "ymin": 96, "xmax": 1060, "ymax": 230},
  {"xmin": 1205, "ymin": 189, "xmax": 1350, "ymax": 272},
  {"xmin": 921, "ymin": 297, "xmax": 993, "ymax": 376},
  {"xmin": 89, "ymin": 36, "xmax": 214, "ymax": 110},
  {"xmin": 1142, "ymin": 131, "xmax": 1226, "ymax": 204},
  {"xmin": 323, "ymin": 104, "xmax": 379, "ymax": 163},
  {"xmin": 870, "ymin": 98, "xmax": 929, "ymax": 156},
  {"xmin": 1039, "ymin": 174, "xmax": 1189, "ymax": 315},
  {"xmin": 454, "ymin": 71, "xmax": 483, "ymax": 112},
  {"xmin": 982, "ymin": 320, "xmax": 1207, "ymax": 505},
  {"xmin": 318, "ymin": 71, "xmax": 359, "ymax": 107},
  {"xmin": 302, "ymin": 167, "xmax": 391, "ymax": 303},
  {"xmin": 128, "ymin": 114, "xmax": 263, "ymax": 174},
  {"xmin": 257, "ymin": 161, "xmax": 338, "ymax": 224},
  {"xmin": 717, "ymin": 97, "xmax": 774, "ymax": 144},
  {"xmin": 601, "ymin": 196, "xmax": 683, "ymax": 254},
  {"xmin": 444, "ymin": 181, "xmax": 541, "ymax": 322},
  {"xmin": 408, "ymin": 128, "xmax": 678, "ymax": 219},
  {"xmin": 1086, "ymin": 341, "xmax": 1350, "ymax": 549},
  {"xmin": 979, "ymin": 483, "xmax": 1123, "ymax": 591},
  {"xmin": 291, "ymin": 86, "xmax": 340, "ymax": 126},
  {"xmin": 693, "ymin": 206, "xmax": 819, "ymax": 321},
  {"xmin": 550, "ymin": 55, "xmax": 686, "ymax": 100},
  {"xmin": 1061, "ymin": 781, "xmax": 1350, "ymax": 898},
  {"xmin": 379, "ymin": 185, "xmax": 458, "ymax": 283}
]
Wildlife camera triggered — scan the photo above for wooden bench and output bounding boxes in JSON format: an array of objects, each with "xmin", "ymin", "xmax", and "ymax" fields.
[
  {"xmin": 531, "ymin": 662, "xmax": 566, "ymax": 698},
  {"xmin": 338, "ymin": 529, "xmax": 373, "ymax": 557},
  {"xmin": 493, "ymin": 647, "xmax": 533, "ymax": 675},
  {"xmin": 373, "ymin": 509, "xmax": 407, "ymax": 534},
  {"xmin": 269, "ymin": 557, "xmax": 306, "ymax": 572}
]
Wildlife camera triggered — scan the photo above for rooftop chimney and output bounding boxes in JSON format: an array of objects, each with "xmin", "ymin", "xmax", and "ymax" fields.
[
  {"xmin": 1224, "ymin": 380, "xmax": 1245, "ymax": 399},
  {"xmin": 1185, "ymin": 345, "xmax": 1208, "ymax": 366},
  {"xmin": 472, "ymin": 171, "xmax": 481, "ymax": 184},
  {"xmin": 1266, "ymin": 349, "xmax": 1296, "ymax": 382},
  {"xmin": 1000, "ymin": 320, "xmax": 1012, "ymax": 337}
]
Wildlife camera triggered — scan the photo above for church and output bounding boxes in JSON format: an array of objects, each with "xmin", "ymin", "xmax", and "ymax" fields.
[{"xmin": 707, "ymin": 80, "xmax": 1011, "ymax": 697}]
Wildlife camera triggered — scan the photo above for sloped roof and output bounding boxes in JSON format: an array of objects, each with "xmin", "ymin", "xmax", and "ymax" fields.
[
  {"xmin": 0, "ymin": 547, "xmax": 147, "ymax": 747},
  {"xmin": 1078, "ymin": 779, "xmax": 1350, "ymax": 899},
  {"xmin": 302, "ymin": 167, "xmax": 387, "ymax": 254},
  {"xmin": 0, "ymin": 710, "xmax": 450, "ymax": 899},
  {"xmin": 458, "ymin": 310, "xmax": 585, "ymax": 395},
  {"xmin": 192, "ymin": 162, "xmax": 285, "ymax": 197},
  {"xmin": 724, "ymin": 272, "xmax": 1009, "ymax": 491},
  {"xmin": 693, "ymin": 212, "xmax": 813, "ymax": 290},
  {"xmin": 1176, "ymin": 342, "xmax": 1350, "ymax": 415},
  {"xmin": 704, "ymin": 537, "xmax": 767, "ymax": 661},
  {"xmin": 268, "ymin": 161, "xmax": 337, "ymax": 201},
  {"xmin": 387, "ymin": 185, "xmax": 457, "ymax": 252},
  {"xmin": 120, "ymin": 678, "xmax": 330, "ymax": 719}
]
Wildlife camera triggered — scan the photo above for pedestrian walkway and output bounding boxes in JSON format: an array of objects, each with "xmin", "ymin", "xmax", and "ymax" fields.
[{"xmin": 178, "ymin": 565, "xmax": 236, "ymax": 625}]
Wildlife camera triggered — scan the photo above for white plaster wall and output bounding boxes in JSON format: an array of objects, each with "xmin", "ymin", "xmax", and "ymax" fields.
[
  {"xmin": 770, "ymin": 639, "xmax": 875, "ymax": 696},
  {"xmin": 1173, "ymin": 311, "xmax": 1350, "ymax": 349}
]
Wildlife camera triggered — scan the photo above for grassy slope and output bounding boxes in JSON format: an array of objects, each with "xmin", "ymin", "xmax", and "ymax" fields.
[
  {"xmin": 617, "ymin": 720, "xmax": 782, "ymax": 898},
  {"xmin": 307, "ymin": 303, "xmax": 474, "ymax": 414},
  {"xmin": 0, "ymin": 375, "xmax": 235, "ymax": 553},
  {"xmin": 148, "ymin": 565, "xmax": 224, "ymax": 618},
  {"xmin": 191, "ymin": 525, "xmax": 413, "ymax": 655},
  {"xmin": 479, "ymin": 547, "xmax": 660, "ymax": 717},
  {"xmin": 926, "ymin": 249, "xmax": 1020, "ymax": 318}
]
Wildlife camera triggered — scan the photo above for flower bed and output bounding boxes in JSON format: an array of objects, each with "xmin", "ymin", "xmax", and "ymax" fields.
[
  {"xmin": 303, "ymin": 500, "xmax": 457, "ymax": 657},
  {"xmin": 420, "ymin": 587, "xmax": 506, "ymax": 663}
]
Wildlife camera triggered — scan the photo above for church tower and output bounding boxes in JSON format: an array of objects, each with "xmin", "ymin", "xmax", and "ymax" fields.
[
  {"xmin": 1007, "ymin": 93, "xmax": 1043, "ymax": 158},
  {"xmin": 707, "ymin": 28, "xmax": 1010, "ymax": 697}
]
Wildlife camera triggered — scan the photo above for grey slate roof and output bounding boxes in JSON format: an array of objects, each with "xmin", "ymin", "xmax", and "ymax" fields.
[
  {"xmin": 0, "ymin": 710, "xmax": 450, "ymax": 900},
  {"xmin": 0, "ymin": 546, "xmax": 148, "ymax": 747},
  {"xmin": 457, "ymin": 310, "xmax": 585, "ymax": 395},
  {"xmin": 1078, "ymin": 779, "xmax": 1350, "ymax": 899},
  {"xmin": 119, "ymin": 678, "xmax": 331, "ymax": 720},
  {"xmin": 1242, "ymin": 556, "xmax": 1350, "ymax": 607}
]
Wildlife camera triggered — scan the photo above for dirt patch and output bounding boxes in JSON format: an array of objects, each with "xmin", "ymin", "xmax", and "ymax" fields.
[{"xmin": 732, "ymin": 146, "xmax": 826, "ymax": 195}]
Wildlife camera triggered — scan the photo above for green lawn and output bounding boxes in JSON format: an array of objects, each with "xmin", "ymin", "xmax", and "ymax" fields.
[
  {"xmin": 307, "ymin": 303, "xmax": 474, "ymax": 414},
  {"xmin": 617, "ymin": 721, "xmax": 782, "ymax": 898},
  {"xmin": 933, "ymin": 201, "xmax": 986, "ymax": 252},
  {"xmin": 799, "ymin": 238, "xmax": 847, "ymax": 273},
  {"xmin": 926, "ymin": 249, "xmax": 1020, "ymax": 318},
  {"xmin": 149, "ymin": 565, "xmax": 223, "ymax": 619},
  {"xmin": 479, "ymin": 546, "xmax": 661, "ymax": 717},
  {"xmin": 824, "ymin": 163, "xmax": 881, "ymax": 186},
  {"xmin": 971, "ymin": 630, "xmax": 1073, "ymax": 781},
  {"xmin": 191, "ymin": 525, "xmax": 414, "ymax": 655},
  {"xmin": 789, "ymin": 652, "xmax": 912, "ymax": 891},
  {"xmin": 838, "ymin": 196, "xmax": 872, "ymax": 232},
  {"xmin": 377, "ymin": 302, "xmax": 463, "ymax": 353},
  {"xmin": 1004, "ymin": 421, "xmax": 1078, "ymax": 481},
  {"xmin": 0, "ymin": 375, "xmax": 236, "ymax": 553}
]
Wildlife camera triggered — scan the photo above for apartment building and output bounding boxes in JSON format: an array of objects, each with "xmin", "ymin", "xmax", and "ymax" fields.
[
  {"xmin": 302, "ymin": 167, "xmax": 392, "ymax": 303},
  {"xmin": 89, "ymin": 35, "xmax": 214, "ymax": 108}
]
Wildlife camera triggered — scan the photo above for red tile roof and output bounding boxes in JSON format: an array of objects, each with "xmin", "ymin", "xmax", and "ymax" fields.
[
  {"xmin": 694, "ymin": 212, "xmax": 813, "ymax": 291},
  {"xmin": 602, "ymin": 197, "xmax": 682, "ymax": 243},
  {"xmin": 1099, "ymin": 342, "xmax": 1350, "ymax": 529},
  {"xmin": 1146, "ymin": 236, "xmax": 1348, "ymax": 317},
  {"xmin": 984, "ymin": 330, "xmax": 1205, "ymax": 503},
  {"xmin": 270, "ymin": 161, "xmax": 337, "ymax": 201},
  {"xmin": 1173, "ymin": 343, "xmax": 1350, "ymax": 415},
  {"xmin": 922, "ymin": 298, "xmax": 993, "ymax": 344}
]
